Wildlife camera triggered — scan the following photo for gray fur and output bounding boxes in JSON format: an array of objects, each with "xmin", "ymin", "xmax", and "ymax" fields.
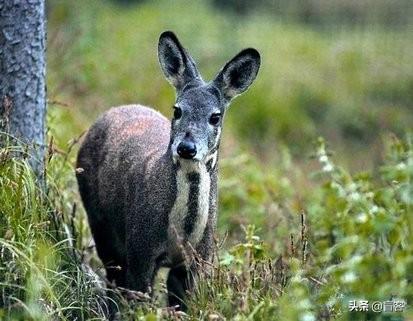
[{"xmin": 76, "ymin": 31, "xmax": 260, "ymax": 310}]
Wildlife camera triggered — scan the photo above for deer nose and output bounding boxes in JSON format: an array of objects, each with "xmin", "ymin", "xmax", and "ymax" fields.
[{"xmin": 177, "ymin": 141, "xmax": 197, "ymax": 159}]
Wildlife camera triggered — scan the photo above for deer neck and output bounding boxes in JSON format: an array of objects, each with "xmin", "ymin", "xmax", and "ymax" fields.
[{"xmin": 168, "ymin": 155, "xmax": 217, "ymax": 249}]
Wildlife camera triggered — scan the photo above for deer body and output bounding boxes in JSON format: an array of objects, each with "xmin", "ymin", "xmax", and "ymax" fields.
[{"xmin": 76, "ymin": 31, "xmax": 260, "ymax": 309}]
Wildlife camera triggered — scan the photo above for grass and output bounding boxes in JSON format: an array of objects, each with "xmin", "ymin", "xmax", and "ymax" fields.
[
  {"xmin": 0, "ymin": 143, "xmax": 111, "ymax": 320},
  {"xmin": 1, "ymin": 134, "xmax": 412, "ymax": 320},
  {"xmin": 1, "ymin": 0, "xmax": 412, "ymax": 320}
]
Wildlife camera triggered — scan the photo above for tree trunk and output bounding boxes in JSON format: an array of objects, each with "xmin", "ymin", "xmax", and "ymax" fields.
[{"xmin": 0, "ymin": 0, "xmax": 47, "ymax": 179}]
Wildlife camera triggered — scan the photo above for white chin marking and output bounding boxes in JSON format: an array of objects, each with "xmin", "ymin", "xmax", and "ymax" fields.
[{"xmin": 205, "ymin": 151, "xmax": 218, "ymax": 169}]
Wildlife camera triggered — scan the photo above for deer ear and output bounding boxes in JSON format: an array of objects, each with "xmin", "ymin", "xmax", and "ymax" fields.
[
  {"xmin": 158, "ymin": 31, "xmax": 201, "ymax": 91},
  {"xmin": 213, "ymin": 48, "xmax": 260, "ymax": 102}
]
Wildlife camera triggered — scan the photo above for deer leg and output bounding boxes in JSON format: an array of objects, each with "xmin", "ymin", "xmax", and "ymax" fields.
[
  {"xmin": 126, "ymin": 249, "xmax": 158, "ymax": 295},
  {"xmin": 89, "ymin": 218, "xmax": 127, "ymax": 288},
  {"xmin": 167, "ymin": 264, "xmax": 196, "ymax": 311}
]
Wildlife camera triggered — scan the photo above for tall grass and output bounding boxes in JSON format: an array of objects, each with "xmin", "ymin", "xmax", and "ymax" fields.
[
  {"xmin": 1, "ymin": 0, "xmax": 412, "ymax": 320},
  {"xmin": 188, "ymin": 135, "xmax": 413, "ymax": 320},
  {"xmin": 0, "ymin": 141, "xmax": 110, "ymax": 320},
  {"xmin": 1, "ymin": 133, "xmax": 411, "ymax": 320}
]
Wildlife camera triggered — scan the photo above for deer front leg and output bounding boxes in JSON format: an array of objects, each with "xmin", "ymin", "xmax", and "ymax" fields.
[
  {"xmin": 126, "ymin": 255, "xmax": 157, "ymax": 294},
  {"xmin": 125, "ymin": 225, "xmax": 160, "ymax": 295},
  {"xmin": 167, "ymin": 264, "xmax": 196, "ymax": 311},
  {"xmin": 167, "ymin": 224, "xmax": 214, "ymax": 310}
]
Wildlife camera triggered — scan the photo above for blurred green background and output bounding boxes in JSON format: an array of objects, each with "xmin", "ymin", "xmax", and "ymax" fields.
[
  {"xmin": 47, "ymin": 0, "xmax": 413, "ymax": 168},
  {"xmin": 9, "ymin": 0, "xmax": 407, "ymax": 319},
  {"xmin": 46, "ymin": 0, "xmax": 413, "ymax": 243}
]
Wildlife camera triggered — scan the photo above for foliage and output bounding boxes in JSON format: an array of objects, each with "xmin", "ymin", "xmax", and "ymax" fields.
[
  {"xmin": 310, "ymin": 136, "xmax": 413, "ymax": 312},
  {"xmin": 1, "ymin": 0, "xmax": 412, "ymax": 320},
  {"xmin": 0, "ymin": 141, "xmax": 110, "ymax": 320},
  {"xmin": 184, "ymin": 134, "xmax": 412, "ymax": 320},
  {"xmin": 1, "ymin": 133, "xmax": 412, "ymax": 320}
]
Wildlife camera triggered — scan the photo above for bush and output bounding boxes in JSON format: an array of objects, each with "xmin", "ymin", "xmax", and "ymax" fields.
[
  {"xmin": 185, "ymin": 134, "xmax": 413, "ymax": 320},
  {"xmin": 0, "ymin": 140, "xmax": 111, "ymax": 320}
]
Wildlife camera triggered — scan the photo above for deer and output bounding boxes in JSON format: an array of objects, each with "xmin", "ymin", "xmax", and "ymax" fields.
[{"xmin": 76, "ymin": 31, "xmax": 260, "ymax": 310}]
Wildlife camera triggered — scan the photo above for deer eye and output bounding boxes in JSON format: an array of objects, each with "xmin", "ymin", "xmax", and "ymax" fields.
[
  {"xmin": 209, "ymin": 113, "xmax": 221, "ymax": 126},
  {"xmin": 173, "ymin": 106, "xmax": 182, "ymax": 120}
]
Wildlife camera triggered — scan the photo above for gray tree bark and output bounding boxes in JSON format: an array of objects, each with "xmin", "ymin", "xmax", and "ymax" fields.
[{"xmin": 0, "ymin": 0, "xmax": 46, "ymax": 179}]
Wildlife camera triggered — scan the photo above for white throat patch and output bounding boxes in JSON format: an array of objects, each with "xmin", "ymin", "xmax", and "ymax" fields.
[{"xmin": 168, "ymin": 161, "xmax": 210, "ymax": 250}]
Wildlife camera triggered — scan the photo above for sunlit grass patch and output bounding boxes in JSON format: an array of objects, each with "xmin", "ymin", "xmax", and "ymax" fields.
[{"xmin": 0, "ymin": 141, "xmax": 110, "ymax": 320}]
